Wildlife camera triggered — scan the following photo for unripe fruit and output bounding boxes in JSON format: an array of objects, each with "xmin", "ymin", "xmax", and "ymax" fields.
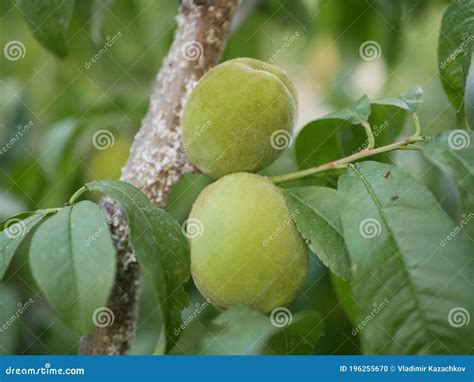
[
  {"xmin": 189, "ymin": 172, "xmax": 308, "ymax": 313},
  {"xmin": 182, "ymin": 58, "xmax": 298, "ymax": 178}
]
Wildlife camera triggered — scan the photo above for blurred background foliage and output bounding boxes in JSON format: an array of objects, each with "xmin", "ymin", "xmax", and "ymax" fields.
[{"xmin": 0, "ymin": 0, "xmax": 459, "ymax": 355}]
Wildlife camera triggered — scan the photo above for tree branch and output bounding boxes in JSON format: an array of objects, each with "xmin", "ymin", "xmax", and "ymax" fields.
[{"xmin": 80, "ymin": 0, "xmax": 238, "ymax": 355}]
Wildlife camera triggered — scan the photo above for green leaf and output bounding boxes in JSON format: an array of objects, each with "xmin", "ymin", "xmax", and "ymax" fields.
[
  {"xmin": 90, "ymin": 0, "xmax": 113, "ymax": 44},
  {"xmin": 369, "ymin": 86, "xmax": 423, "ymax": 148},
  {"xmin": 423, "ymin": 130, "xmax": 473, "ymax": 194},
  {"xmin": 0, "ymin": 212, "xmax": 42, "ymax": 231},
  {"xmin": 465, "ymin": 54, "xmax": 474, "ymax": 129},
  {"xmin": 339, "ymin": 161, "xmax": 474, "ymax": 354},
  {"xmin": 201, "ymin": 307, "xmax": 323, "ymax": 355},
  {"xmin": 259, "ymin": 145, "xmax": 299, "ymax": 177},
  {"xmin": 85, "ymin": 179, "xmax": 190, "ymax": 352},
  {"xmin": 326, "ymin": 95, "xmax": 371, "ymax": 124},
  {"xmin": 0, "ymin": 285, "xmax": 22, "ymax": 354},
  {"xmin": 373, "ymin": 0, "xmax": 403, "ymax": 65},
  {"xmin": 30, "ymin": 201, "xmax": 116, "ymax": 335},
  {"xmin": 38, "ymin": 119, "xmax": 90, "ymax": 207},
  {"xmin": 330, "ymin": 273, "xmax": 358, "ymax": 325},
  {"xmin": 295, "ymin": 96, "xmax": 370, "ymax": 169},
  {"xmin": 295, "ymin": 119, "xmax": 349, "ymax": 169},
  {"xmin": 166, "ymin": 173, "xmax": 213, "ymax": 224},
  {"xmin": 373, "ymin": 85, "xmax": 423, "ymax": 113},
  {"xmin": 39, "ymin": 118, "xmax": 81, "ymax": 175},
  {"xmin": 0, "ymin": 212, "xmax": 47, "ymax": 280},
  {"xmin": 423, "ymin": 130, "xmax": 474, "ymax": 239},
  {"xmin": 284, "ymin": 187, "xmax": 351, "ymax": 281},
  {"xmin": 18, "ymin": 0, "xmax": 75, "ymax": 58},
  {"xmin": 438, "ymin": 0, "xmax": 474, "ymax": 111}
]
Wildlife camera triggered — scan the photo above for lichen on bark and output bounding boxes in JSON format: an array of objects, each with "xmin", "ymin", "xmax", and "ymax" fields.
[{"xmin": 80, "ymin": 0, "xmax": 238, "ymax": 355}]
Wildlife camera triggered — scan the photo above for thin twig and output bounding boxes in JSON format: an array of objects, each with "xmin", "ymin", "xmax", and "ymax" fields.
[{"xmin": 270, "ymin": 135, "xmax": 428, "ymax": 184}]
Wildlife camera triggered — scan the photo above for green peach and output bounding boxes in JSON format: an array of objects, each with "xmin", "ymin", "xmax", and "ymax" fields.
[
  {"xmin": 182, "ymin": 58, "xmax": 298, "ymax": 178},
  {"xmin": 189, "ymin": 172, "xmax": 308, "ymax": 313}
]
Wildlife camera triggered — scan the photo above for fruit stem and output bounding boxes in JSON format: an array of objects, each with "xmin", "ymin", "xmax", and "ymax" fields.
[
  {"xmin": 68, "ymin": 186, "xmax": 88, "ymax": 205},
  {"xmin": 270, "ymin": 135, "xmax": 429, "ymax": 184}
]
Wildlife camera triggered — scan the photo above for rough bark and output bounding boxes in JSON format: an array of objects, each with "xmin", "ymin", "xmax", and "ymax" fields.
[{"xmin": 80, "ymin": 0, "xmax": 237, "ymax": 355}]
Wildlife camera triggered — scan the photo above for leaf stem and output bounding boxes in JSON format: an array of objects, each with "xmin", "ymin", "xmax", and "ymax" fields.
[
  {"xmin": 362, "ymin": 121, "xmax": 375, "ymax": 149},
  {"xmin": 270, "ymin": 135, "xmax": 428, "ymax": 184},
  {"xmin": 68, "ymin": 186, "xmax": 87, "ymax": 205},
  {"xmin": 411, "ymin": 113, "xmax": 421, "ymax": 137}
]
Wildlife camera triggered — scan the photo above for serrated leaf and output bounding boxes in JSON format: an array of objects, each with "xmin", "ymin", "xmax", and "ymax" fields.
[
  {"xmin": 18, "ymin": 0, "xmax": 75, "ymax": 58},
  {"xmin": 438, "ymin": 0, "xmax": 474, "ymax": 111},
  {"xmin": 201, "ymin": 307, "xmax": 323, "ymax": 355},
  {"xmin": 30, "ymin": 201, "xmax": 116, "ymax": 335},
  {"xmin": 0, "ymin": 212, "xmax": 47, "ymax": 280},
  {"xmin": 339, "ymin": 161, "xmax": 474, "ymax": 354},
  {"xmin": 85, "ymin": 179, "xmax": 190, "ymax": 352},
  {"xmin": 284, "ymin": 187, "xmax": 351, "ymax": 281}
]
